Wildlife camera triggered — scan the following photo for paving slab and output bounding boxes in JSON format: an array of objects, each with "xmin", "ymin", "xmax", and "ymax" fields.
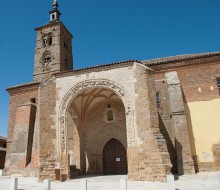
[{"xmin": 0, "ymin": 172, "xmax": 219, "ymax": 190}]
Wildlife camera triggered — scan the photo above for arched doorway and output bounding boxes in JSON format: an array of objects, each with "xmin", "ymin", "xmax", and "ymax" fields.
[
  {"xmin": 103, "ymin": 138, "xmax": 128, "ymax": 174},
  {"xmin": 65, "ymin": 87, "xmax": 128, "ymax": 177}
]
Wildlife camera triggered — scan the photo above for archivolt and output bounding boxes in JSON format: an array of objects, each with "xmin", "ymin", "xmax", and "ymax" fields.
[{"xmin": 57, "ymin": 79, "xmax": 135, "ymax": 153}]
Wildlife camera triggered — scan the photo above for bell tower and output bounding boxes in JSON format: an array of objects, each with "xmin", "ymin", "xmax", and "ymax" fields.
[{"xmin": 33, "ymin": 0, "xmax": 73, "ymax": 82}]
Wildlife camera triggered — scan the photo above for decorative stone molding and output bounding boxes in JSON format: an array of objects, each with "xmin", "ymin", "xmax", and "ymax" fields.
[{"xmin": 57, "ymin": 79, "xmax": 136, "ymax": 153}]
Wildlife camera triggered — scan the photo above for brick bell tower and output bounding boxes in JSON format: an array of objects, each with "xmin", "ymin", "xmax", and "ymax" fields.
[{"xmin": 33, "ymin": 0, "xmax": 73, "ymax": 82}]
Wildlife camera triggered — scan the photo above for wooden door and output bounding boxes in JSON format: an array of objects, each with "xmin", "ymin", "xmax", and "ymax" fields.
[{"xmin": 103, "ymin": 139, "xmax": 128, "ymax": 174}]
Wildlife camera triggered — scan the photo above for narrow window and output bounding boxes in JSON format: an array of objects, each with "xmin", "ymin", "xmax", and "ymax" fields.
[
  {"xmin": 107, "ymin": 110, "xmax": 114, "ymax": 121},
  {"xmin": 48, "ymin": 36, "xmax": 52, "ymax": 46},
  {"xmin": 43, "ymin": 35, "xmax": 52, "ymax": 47},
  {"xmin": 156, "ymin": 92, "xmax": 161, "ymax": 109},
  {"xmin": 65, "ymin": 58, "xmax": 68, "ymax": 70},
  {"xmin": 45, "ymin": 54, "xmax": 51, "ymax": 67},
  {"xmin": 217, "ymin": 78, "xmax": 220, "ymax": 93},
  {"xmin": 52, "ymin": 14, "xmax": 55, "ymax": 20},
  {"xmin": 3, "ymin": 144, "xmax": 6, "ymax": 148}
]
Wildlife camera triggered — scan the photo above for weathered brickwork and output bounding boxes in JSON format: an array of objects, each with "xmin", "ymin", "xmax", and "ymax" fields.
[
  {"xmin": 131, "ymin": 64, "xmax": 171, "ymax": 182},
  {"xmin": 38, "ymin": 77, "xmax": 58, "ymax": 181},
  {"xmin": 34, "ymin": 22, "xmax": 73, "ymax": 82},
  {"xmin": 149, "ymin": 56, "xmax": 220, "ymax": 172},
  {"xmin": 5, "ymin": 84, "xmax": 39, "ymax": 176},
  {"xmin": 5, "ymin": 1, "xmax": 220, "ymax": 183},
  {"xmin": 151, "ymin": 57, "xmax": 220, "ymax": 102}
]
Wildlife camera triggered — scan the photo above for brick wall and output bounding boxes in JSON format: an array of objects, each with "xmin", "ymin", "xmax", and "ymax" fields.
[
  {"xmin": 151, "ymin": 57, "xmax": 220, "ymax": 103},
  {"xmin": 149, "ymin": 56, "xmax": 220, "ymax": 172},
  {"xmin": 5, "ymin": 84, "xmax": 39, "ymax": 176}
]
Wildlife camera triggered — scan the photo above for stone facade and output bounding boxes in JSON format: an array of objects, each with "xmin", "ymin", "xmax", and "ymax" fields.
[{"xmin": 4, "ymin": 0, "xmax": 220, "ymax": 182}]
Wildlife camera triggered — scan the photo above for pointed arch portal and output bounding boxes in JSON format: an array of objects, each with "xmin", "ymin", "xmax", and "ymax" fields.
[
  {"xmin": 57, "ymin": 79, "xmax": 136, "ymax": 177},
  {"xmin": 103, "ymin": 139, "xmax": 128, "ymax": 175}
]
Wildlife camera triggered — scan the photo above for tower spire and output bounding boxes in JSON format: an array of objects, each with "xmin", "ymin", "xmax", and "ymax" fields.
[
  {"xmin": 50, "ymin": 0, "xmax": 61, "ymax": 22},
  {"xmin": 53, "ymin": 0, "xmax": 58, "ymax": 9}
]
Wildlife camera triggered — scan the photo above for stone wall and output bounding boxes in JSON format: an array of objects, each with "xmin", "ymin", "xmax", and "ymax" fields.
[
  {"xmin": 38, "ymin": 77, "xmax": 58, "ymax": 181},
  {"xmin": 34, "ymin": 22, "xmax": 73, "ymax": 82},
  {"xmin": 52, "ymin": 62, "xmax": 173, "ymax": 182},
  {"xmin": 85, "ymin": 101, "xmax": 126, "ymax": 174},
  {"xmin": 154, "ymin": 79, "xmax": 177, "ymax": 173},
  {"xmin": 131, "ymin": 63, "xmax": 171, "ymax": 182},
  {"xmin": 67, "ymin": 100, "xmax": 127, "ymax": 176},
  {"xmin": 165, "ymin": 72, "xmax": 195, "ymax": 175}
]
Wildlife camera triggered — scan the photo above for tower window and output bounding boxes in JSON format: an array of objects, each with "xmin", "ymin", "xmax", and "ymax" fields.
[
  {"xmin": 217, "ymin": 78, "xmax": 220, "ymax": 93},
  {"xmin": 43, "ymin": 35, "xmax": 52, "ymax": 47},
  {"xmin": 156, "ymin": 92, "xmax": 161, "ymax": 109},
  {"xmin": 52, "ymin": 14, "xmax": 55, "ymax": 20},
  {"xmin": 44, "ymin": 54, "xmax": 51, "ymax": 67}
]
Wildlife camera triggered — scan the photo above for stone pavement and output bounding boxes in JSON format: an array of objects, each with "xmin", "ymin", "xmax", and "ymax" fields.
[{"xmin": 0, "ymin": 172, "xmax": 219, "ymax": 190}]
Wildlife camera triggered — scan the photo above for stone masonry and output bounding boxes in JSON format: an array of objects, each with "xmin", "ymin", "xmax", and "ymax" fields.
[
  {"xmin": 165, "ymin": 71, "xmax": 195, "ymax": 175},
  {"xmin": 4, "ymin": 0, "xmax": 220, "ymax": 183}
]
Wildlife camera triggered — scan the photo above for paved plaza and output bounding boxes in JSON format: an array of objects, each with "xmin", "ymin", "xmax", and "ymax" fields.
[{"xmin": 0, "ymin": 172, "xmax": 219, "ymax": 190}]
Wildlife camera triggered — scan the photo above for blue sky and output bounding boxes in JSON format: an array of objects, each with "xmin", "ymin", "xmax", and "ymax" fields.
[{"xmin": 0, "ymin": 0, "xmax": 220, "ymax": 137}]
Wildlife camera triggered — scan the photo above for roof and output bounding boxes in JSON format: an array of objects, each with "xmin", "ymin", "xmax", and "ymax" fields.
[
  {"xmin": 5, "ymin": 52, "xmax": 220, "ymax": 89},
  {"xmin": 0, "ymin": 136, "xmax": 7, "ymax": 141},
  {"xmin": 6, "ymin": 82, "xmax": 40, "ymax": 91},
  {"xmin": 74, "ymin": 60, "xmax": 141, "ymax": 71},
  {"xmin": 54, "ymin": 60, "xmax": 140, "ymax": 76},
  {"xmin": 142, "ymin": 52, "xmax": 220, "ymax": 66}
]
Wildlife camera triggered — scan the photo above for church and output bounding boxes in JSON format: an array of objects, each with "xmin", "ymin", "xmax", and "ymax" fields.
[{"xmin": 4, "ymin": 0, "xmax": 220, "ymax": 182}]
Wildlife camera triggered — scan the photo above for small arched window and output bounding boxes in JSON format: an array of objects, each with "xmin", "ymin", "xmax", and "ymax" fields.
[
  {"xmin": 43, "ymin": 34, "xmax": 52, "ymax": 47},
  {"xmin": 107, "ymin": 110, "xmax": 114, "ymax": 121},
  {"xmin": 105, "ymin": 104, "xmax": 115, "ymax": 123},
  {"xmin": 44, "ymin": 54, "xmax": 51, "ymax": 67}
]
